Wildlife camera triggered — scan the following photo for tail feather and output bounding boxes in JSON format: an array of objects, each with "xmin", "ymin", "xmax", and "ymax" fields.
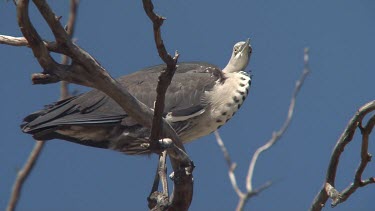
[{"xmin": 21, "ymin": 96, "xmax": 79, "ymax": 134}]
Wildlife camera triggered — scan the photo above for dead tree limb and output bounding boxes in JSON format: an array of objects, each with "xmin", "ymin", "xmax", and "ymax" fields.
[
  {"xmin": 310, "ymin": 101, "xmax": 375, "ymax": 211},
  {"xmin": 142, "ymin": 0, "xmax": 193, "ymax": 210},
  {"xmin": 0, "ymin": 35, "xmax": 62, "ymax": 53},
  {"xmin": 215, "ymin": 48, "xmax": 310, "ymax": 211},
  {"xmin": 141, "ymin": 1, "xmax": 193, "ymax": 209}
]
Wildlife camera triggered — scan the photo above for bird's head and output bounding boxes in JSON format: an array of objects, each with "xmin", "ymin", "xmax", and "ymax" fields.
[{"xmin": 223, "ymin": 38, "xmax": 252, "ymax": 73}]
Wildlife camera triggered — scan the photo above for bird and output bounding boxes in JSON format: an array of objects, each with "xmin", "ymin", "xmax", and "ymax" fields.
[{"xmin": 21, "ymin": 39, "xmax": 252, "ymax": 155}]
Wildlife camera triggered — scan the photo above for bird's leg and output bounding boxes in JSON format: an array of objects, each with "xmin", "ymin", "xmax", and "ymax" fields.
[{"xmin": 147, "ymin": 149, "xmax": 169, "ymax": 209}]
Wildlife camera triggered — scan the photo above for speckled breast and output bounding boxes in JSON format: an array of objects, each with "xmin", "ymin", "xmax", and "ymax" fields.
[
  {"xmin": 210, "ymin": 71, "xmax": 251, "ymax": 127},
  {"xmin": 181, "ymin": 71, "xmax": 251, "ymax": 142}
]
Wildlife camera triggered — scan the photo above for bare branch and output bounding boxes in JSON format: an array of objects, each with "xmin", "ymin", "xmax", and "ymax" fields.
[
  {"xmin": 148, "ymin": 151, "xmax": 169, "ymax": 210},
  {"xmin": 310, "ymin": 101, "xmax": 375, "ymax": 211},
  {"xmin": 0, "ymin": 34, "xmax": 66, "ymax": 54},
  {"xmin": 0, "ymin": 35, "xmax": 30, "ymax": 46},
  {"xmin": 215, "ymin": 131, "xmax": 243, "ymax": 198},
  {"xmin": 6, "ymin": 141, "xmax": 45, "ymax": 211},
  {"xmin": 214, "ymin": 130, "xmax": 233, "ymax": 166},
  {"xmin": 331, "ymin": 114, "xmax": 375, "ymax": 207},
  {"xmin": 142, "ymin": 0, "xmax": 180, "ymax": 151},
  {"xmin": 246, "ymin": 48, "xmax": 310, "ymax": 192},
  {"xmin": 60, "ymin": 0, "xmax": 79, "ymax": 100},
  {"xmin": 235, "ymin": 181, "xmax": 273, "ymax": 211},
  {"xmin": 142, "ymin": 1, "xmax": 193, "ymax": 210},
  {"xmin": 216, "ymin": 48, "xmax": 310, "ymax": 211}
]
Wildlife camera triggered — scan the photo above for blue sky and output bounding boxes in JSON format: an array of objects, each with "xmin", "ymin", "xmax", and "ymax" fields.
[{"xmin": 1, "ymin": 0, "xmax": 375, "ymax": 210}]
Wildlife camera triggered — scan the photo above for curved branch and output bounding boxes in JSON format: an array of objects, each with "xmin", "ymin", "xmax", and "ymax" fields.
[
  {"xmin": 310, "ymin": 101, "xmax": 375, "ymax": 211},
  {"xmin": 6, "ymin": 141, "xmax": 44, "ymax": 211}
]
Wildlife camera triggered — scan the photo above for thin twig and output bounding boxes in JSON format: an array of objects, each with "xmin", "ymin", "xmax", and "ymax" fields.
[
  {"xmin": 215, "ymin": 131, "xmax": 243, "ymax": 198},
  {"xmin": 214, "ymin": 130, "xmax": 232, "ymax": 166},
  {"xmin": 0, "ymin": 35, "xmax": 62, "ymax": 53},
  {"xmin": 148, "ymin": 151, "xmax": 169, "ymax": 210},
  {"xmin": 7, "ymin": 141, "xmax": 45, "ymax": 211},
  {"xmin": 246, "ymin": 48, "xmax": 310, "ymax": 192},
  {"xmin": 310, "ymin": 101, "xmax": 375, "ymax": 211},
  {"xmin": 0, "ymin": 35, "xmax": 30, "ymax": 46},
  {"xmin": 215, "ymin": 48, "xmax": 310, "ymax": 211},
  {"xmin": 60, "ymin": 0, "xmax": 79, "ymax": 100}
]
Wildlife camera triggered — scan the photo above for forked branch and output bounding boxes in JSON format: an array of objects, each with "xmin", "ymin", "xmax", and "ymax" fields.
[{"xmin": 310, "ymin": 101, "xmax": 375, "ymax": 211}]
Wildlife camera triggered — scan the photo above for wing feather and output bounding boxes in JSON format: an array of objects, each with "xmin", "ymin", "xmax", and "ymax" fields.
[{"xmin": 22, "ymin": 62, "xmax": 224, "ymax": 134}]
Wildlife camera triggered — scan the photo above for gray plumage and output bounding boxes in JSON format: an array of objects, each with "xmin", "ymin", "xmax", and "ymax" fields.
[{"xmin": 21, "ymin": 40, "xmax": 252, "ymax": 155}]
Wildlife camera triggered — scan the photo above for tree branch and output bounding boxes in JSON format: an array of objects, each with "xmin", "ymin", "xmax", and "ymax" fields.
[
  {"xmin": 0, "ymin": 35, "xmax": 62, "ymax": 53},
  {"xmin": 214, "ymin": 131, "xmax": 243, "ymax": 198},
  {"xmin": 246, "ymin": 48, "xmax": 311, "ymax": 192},
  {"xmin": 60, "ymin": 0, "xmax": 79, "ymax": 100},
  {"xmin": 148, "ymin": 151, "xmax": 169, "ymax": 210},
  {"xmin": 6, "ymin": 141, "xmax": 44, "ymax": 211},
  {"xmin": 215, "ymin": 48, "xmax": 310, "ymax": 211},
  {"xmin": 310, "ymin": 101, "xmax": 375, "ymax": 210},
  {"xmin": 142, "ymin": 1, "xmax": 193, "ymax": 210},
  {"xmin": 142, "ymin": 0, "xmax": 180, "ymax": 151}
]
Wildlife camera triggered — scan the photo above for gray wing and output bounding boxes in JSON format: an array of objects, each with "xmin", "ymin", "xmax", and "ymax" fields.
[{"xmin": 21, "ymin": 62, "xmax": 224, "ymax": 134}]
